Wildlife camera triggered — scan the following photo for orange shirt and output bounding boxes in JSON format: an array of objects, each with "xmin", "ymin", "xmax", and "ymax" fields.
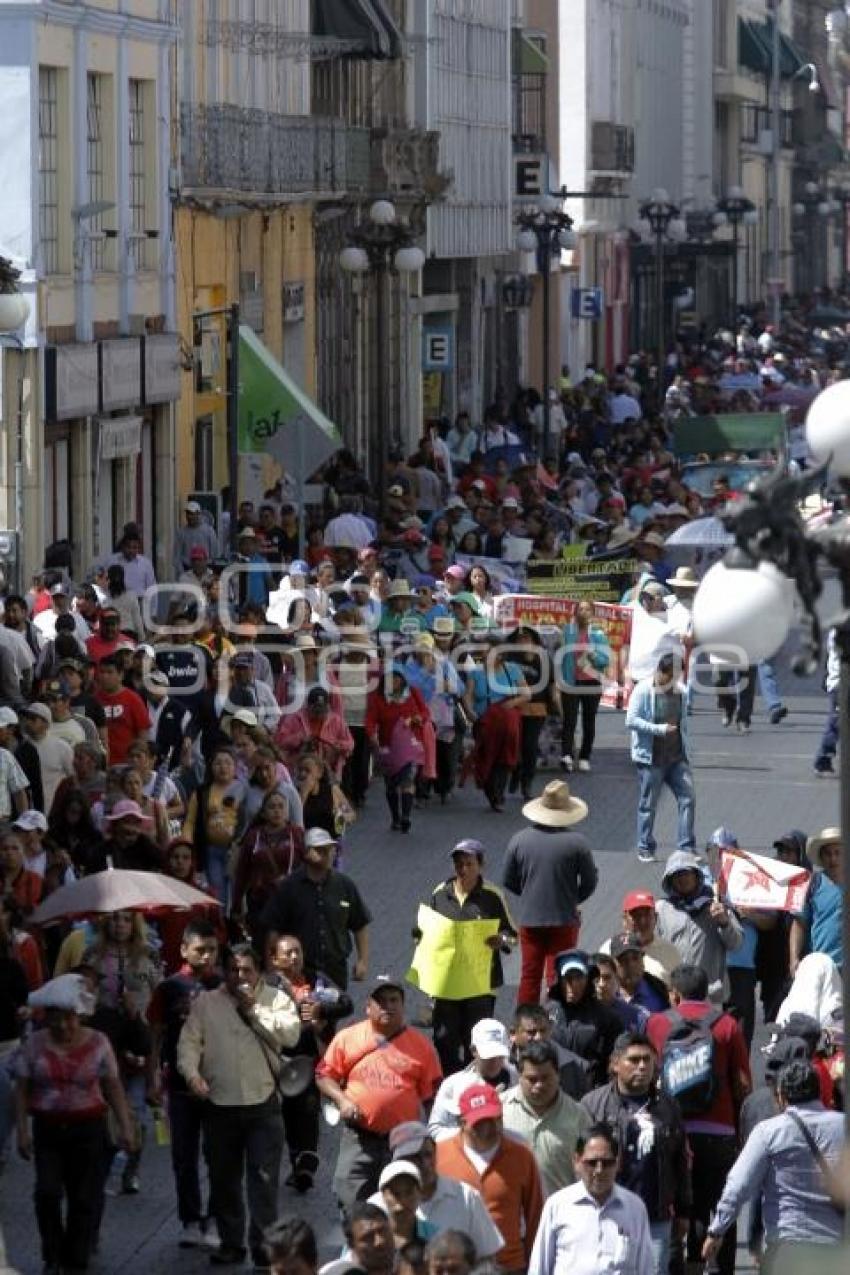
[
  {"xmin": 316, "ymin": 1018, "xmax": 442, "ymax": 1134},
  {"xmin": 436, "ymin": 1131, "xmax": 544, "ymax": 1272}
]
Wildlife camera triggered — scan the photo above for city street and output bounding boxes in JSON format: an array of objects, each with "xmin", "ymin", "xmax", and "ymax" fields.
[{"xmin": 0, "ymin": 649, "xmax": 838, "ymax": 1274}]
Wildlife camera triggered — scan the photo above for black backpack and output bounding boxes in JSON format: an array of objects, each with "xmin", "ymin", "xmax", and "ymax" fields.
[{"xmin": 660, "ymin": 1008, "xmax": 722, "ymax": 1116}]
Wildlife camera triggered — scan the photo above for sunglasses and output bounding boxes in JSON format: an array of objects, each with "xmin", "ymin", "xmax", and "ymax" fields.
[{"xmin": 582, "ymin": 1157, "xmax": 616, "ymax": 1169}]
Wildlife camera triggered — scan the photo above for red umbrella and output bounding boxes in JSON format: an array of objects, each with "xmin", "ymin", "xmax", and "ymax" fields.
[{"xmin": 30, "ymin": 869, "xmax": 220, "ymax": 926}]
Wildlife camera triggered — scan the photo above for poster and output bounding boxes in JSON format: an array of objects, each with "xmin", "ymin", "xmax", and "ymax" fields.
[
  {"xmin": 525, "ymin": 548, "xmax": 640, "ymax": 601},
  {"xmin": 406, "ymin": 905, "xmax": 499, "ymax": 1000},
  {"xmin": 493, "ymin": 594, "xmax": 633, "ymax": 708},
  {"xmin": 719, "ymin": 848, "xmax": 811, "ymax": 913}
]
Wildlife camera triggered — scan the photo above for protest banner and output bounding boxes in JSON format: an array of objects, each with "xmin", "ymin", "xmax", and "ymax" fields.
[
  {"xmin": 718, "ymin": 848, "xmax": 811, "ymax": 913},
  {"xmin": 493, "ymin": 594, "xmax": 632, "ymax": 709},
  {"xmin": 406, "ymin": 904, "xmax": 499, "ymax": 1000},
  {"xmin": 525, "ymin": 548, "xmax": 639, "ymax": 601}
]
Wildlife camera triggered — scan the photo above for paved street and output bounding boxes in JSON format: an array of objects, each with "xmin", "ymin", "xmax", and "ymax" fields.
[{"xmin": 0, "ymin": 649, "xmax": 839, "ymax": 1274}]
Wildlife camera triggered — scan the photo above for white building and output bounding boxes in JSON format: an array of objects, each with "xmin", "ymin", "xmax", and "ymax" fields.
[{"xmin": 0, "ymin": 0, "xmax": 180, "ymax": 586}]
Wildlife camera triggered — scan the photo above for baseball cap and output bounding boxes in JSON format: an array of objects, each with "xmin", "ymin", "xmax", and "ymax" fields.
[
  {"xmin": 765, "ymin": 1036, "xmax": 810, "ymax": 1077},
  {"xmin": 20, "ymin": 702, "xmax": 52, "ymax": 724},
  {"xmin": 623, "ymin": 890, "xmax": 655, "ymax": 913},
  {"xmin": 378, "ymin": 1160, "xmax": 422, "ymax": 1191},
  {"xmin": 470, "ymin": 1019, "xmax": 510, "ymax": 1060},
  {"xmin": 104, "ymin": 799, "xmax": 152, "ymax": 824},
  {"xmin": 389, "ymin": 1122, "xmax": 430, "ymax": 1159},
  {"xmin": 554, "ymin": 949, "xmax": 592, "ymax": 979},
  {"xmin": 502, "ymin": 497, "xmax": 521, "ymax": 510},
  {"xmin": 0, "ymin": 707, "xmax": 19, "ymax": 728},
  {"xmin": 369, "ymin": 973, "xmax": 406, "ymax": 999},
  {"xmin": 289, "ymin": 559, "xmax": 310, "ymax": 576},
  {"xmin": 610, "ymin": 932, "xmax": 643, "ymax": 960},
  {"xmin": 185, "ymin": 500, "xmax": 202, "ymax": 513},
  {"xmin": 50, "ymin": 583, "xmax": 70, "ymax": 598},
  {"xmin": 639, "ymin": 581, "xmax": 666, "ymax": 598},
  {"xmin": 13, "ymin": 810, "xmax": 48, "ymax": 833},
  {"xmin": 444, "ymin": 565, "xmax": 466, "ymax": 581},
  {"xmin": 230, "ymin": 650, "xmax": 254, "ymax": 668},
  {"xmin": 458, "ymin": 1083, "xmax": 503, "ymax": 1126},
  {"xmin": 304, "ymin": 827, "xmax": 337, "ymax": 850},
  {"xmin": 451, "ymin": 838, "xmax": 485, "ymax": 860},
  {"xmin": 43, "ymin": 679, "xmax": 69, "ymax": 700},
  {"xmin": 446, "ymin": 496, "xmax": 467, "ymax": 510},
  {"xmin": 388, "ymin": 484, "xmax": 405, "ymax": 498},
  {"xmin": 189, "ymin": 546, "xmax": 208, "ymax": 561},
  {"xmin": 57, "ymin": 657, "xmax": 86, "ymax": 675}
]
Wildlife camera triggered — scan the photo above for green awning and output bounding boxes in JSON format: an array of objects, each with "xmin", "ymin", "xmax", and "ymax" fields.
[
  {"xmin": 672, "ymin": 413, "xmax": 786, "ymax": 458},
  {"xmin": 312, "ymin": 0, "xmax": 402, "ymax": 60},
  {"xmin": 519, "ymin": 33, "xmax": 548, "ymax": 75},
  {"xmin": 738, "ymin": 17, "xmax": 805, "ymax": 78},
  {"xmin": 238, "ymin": 326, "xmax": 341, "ymax": 480}
]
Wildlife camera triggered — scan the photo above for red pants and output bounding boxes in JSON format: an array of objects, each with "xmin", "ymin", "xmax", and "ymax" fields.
[{"xmin": 517, "ymin": 923, "xmax": 580, "ymax": 1006}]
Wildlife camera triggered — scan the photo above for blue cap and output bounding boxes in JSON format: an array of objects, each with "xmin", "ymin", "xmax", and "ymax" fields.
[
  {"xmin": 289, "ymin": 559, "xmax": 310, "ymax": 576},
  {"xmin": 707, "ymin": 826, "xmax": 738, "ymax": 850},
  {"xmin": 451, "ymin": 839, "xmax": 485, "ymax": 860},
  {"xmin": 554, "ymin": 948, "xmax": 593, "ymax": 979}
]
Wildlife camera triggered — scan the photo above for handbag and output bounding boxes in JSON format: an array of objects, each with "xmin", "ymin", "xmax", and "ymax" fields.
[{"xmin": 786, "ymin": 1108, "xmax": 846, "ymax": 1216}]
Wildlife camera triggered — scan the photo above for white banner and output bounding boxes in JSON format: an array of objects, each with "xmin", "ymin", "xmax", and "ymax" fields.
[
  {"xmin": 719, "ymin": 847, "xmax": 811, "ymax": 914},
  {"xmin": 99, "ymin": 415, "xmax": 143, "ymax": 460}
]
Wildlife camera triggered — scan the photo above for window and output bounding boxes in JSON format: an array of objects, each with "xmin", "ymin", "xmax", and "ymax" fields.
[
  {"xmin": 38, "ymin": 68, "xmax": 59, "ymax": 275},
  {"xmin": 129, "ymin": 80, "xmax": 147, "ymax": 270},
  {"xmin": 86, "ymin": 73, "xmax": 107, "ymax": 270}
]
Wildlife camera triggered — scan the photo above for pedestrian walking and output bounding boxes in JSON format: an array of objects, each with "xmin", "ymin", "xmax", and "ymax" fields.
[
  {"xmin": 625, "ymin": 651, "xmax": 695, "ymax": 863},
  {"xmin": 558, "ymin": 601, "xmax": 610, "ymax": 773}
]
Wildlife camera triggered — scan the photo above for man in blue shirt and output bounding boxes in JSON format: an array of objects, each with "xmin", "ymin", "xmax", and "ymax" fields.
[{"xmin": 790, "ymin": 828, "xmax": 843, "ymax": 972}]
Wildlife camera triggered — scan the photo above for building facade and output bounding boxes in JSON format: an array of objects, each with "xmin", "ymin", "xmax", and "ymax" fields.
[{"xmin": 0, "ymin": 0, "xmax": 179, "ymax": 586}]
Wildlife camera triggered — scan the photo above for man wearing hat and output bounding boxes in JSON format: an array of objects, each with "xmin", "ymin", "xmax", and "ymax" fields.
[
  {"xmin": 429, "ymin": 1018, "xmax": 517, "ymax": 1140},
  {"xmin": 0, "ymin": 707, "xmax": 30, "ymax": 821},
  {"xmin": 367, "ymin": 1121, "xmax": 504, "ymax": 1257},
  {"xmin": 790, "ymin": 829, "xmax": 843, "ymax": 973},
  {"xmin": 316, "ymin": 975, "xmax": 442, "ymax": 1217},
  {"xmin": 173, "ymin": 500, "xmax": 220, "ymax": 577},
  {"xmin": 436, "ymin": 1081, "xmax": 544, "ymax": 1273},
  {"xmin": 502, "ymin": 781, "xmax": 598, "ymax": 1005},
  {"xmin": 226, "ymin": 649, "xmax": 281, "ymax": 732},
  {"xmin": 424, "ymin": 840, "xmax": 517, "ymax": 1073},
  {"xmin": 599, "ymin": 890, "xmax": 682, "ymax": 987},
  {"xmin": 19, "ymin": 702, "xmax": 73, "ymax": 813}
]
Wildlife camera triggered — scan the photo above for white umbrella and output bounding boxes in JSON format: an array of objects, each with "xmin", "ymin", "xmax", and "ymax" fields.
[{"xmin": 665, "ymin": 517, "xmax": 733, "ymax": 548}]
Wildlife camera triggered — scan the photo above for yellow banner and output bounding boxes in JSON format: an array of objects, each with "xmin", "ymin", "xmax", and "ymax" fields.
[{"xmin": 406, "ymin": 905, "xmax": 499, "ymax": 1000}]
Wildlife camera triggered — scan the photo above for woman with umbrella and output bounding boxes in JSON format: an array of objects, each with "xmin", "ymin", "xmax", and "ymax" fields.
[{"xmin": 15, "ymin": 973, "xmax": 135, "ymax": 1273}]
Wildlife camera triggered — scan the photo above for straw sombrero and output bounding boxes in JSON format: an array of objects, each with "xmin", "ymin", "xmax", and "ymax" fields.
[{"xmin": 522, "ymin": 780, "xmax": 588, "ymax": 828}]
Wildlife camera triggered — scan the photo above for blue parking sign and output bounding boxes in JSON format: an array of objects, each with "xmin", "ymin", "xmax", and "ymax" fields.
[{"xmin": 570, "ymin": 288, "xmax": 604, "ymax": 320}]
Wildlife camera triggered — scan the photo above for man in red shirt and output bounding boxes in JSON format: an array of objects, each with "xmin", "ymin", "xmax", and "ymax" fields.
[
  {"xmin": 647, "ymin": 963, "xmax": 751, "ymax": 1275},
  {"xmin": 316, "ymin": 975, "xmax": 442, "ymax": 1219},
  {"xmin": 86, "ymin": 608, "xmax": 126, "ymax": 665},
  {"xmin": 94, "ymin": 655, "xmax": 150, "ymax": 764}
]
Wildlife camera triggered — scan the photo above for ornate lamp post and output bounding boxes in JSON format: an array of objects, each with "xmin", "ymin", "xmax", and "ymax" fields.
[
  {"xmin": 638, "ymin": 189, "xmax": 685, "ymax": 411},
  {"xmin": 339, "ymin": 200, "xmax": 425, "ymax": 519},
  {"xmin": 793, "ymin": 183, "xmax": 835, "ymax": 292},
  {"xmin": 691, "ymin": 380, "xmax": 850, "ymax": 1142},
  {"xmin": 716, "ymin": 187, "xmax": 759, "ymax": 328},
  {"xmin": 516, "ymin": 189, "xmax": 576, "ymax": 458}
]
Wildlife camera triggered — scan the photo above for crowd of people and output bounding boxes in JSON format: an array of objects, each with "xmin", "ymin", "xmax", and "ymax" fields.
[{"xmin": 0, "ymin": 301, "xmax": 847, "ymax": 1275}]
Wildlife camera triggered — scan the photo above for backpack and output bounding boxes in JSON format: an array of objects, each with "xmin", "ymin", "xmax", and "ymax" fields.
[{"xmin": 660, "ymin": 1008, "xmax": 722, "ymax": 1116}]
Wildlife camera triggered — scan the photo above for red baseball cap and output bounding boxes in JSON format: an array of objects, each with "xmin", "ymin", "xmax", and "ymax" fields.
[
  {"xmin": 458, "ymin": 1083, "xmax": 503, "ymax": 1126},
  {"xmin": 622, "ymin": 890, "xmax": 655, "ymax": 913}
]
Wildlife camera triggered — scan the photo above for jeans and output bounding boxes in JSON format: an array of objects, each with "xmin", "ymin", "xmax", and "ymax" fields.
[
  {"xmin": 517, "ymin": 922, "xmax": 580, "ymax": 1005},
  {"xmin": 815, "ymin": 688, "xmax": 839, "ymax": 767},
  {"xmin": 204, "ymin": 1097, "xmax": 284, "ymax": 1253},
  {"xmin": 757, "ymin": 660, "xmax": 783, "ymax": 713},
  {"xmin": 635, "ymin": 761, "xmax": 696, "ymax": 854},
  {"xmin": 206, "ymin": 843, "xmax": 230, "ymax": 911},
  {"xmin": 649, "ymin": 1220, "xmax": 672, "ymax": 1275}
]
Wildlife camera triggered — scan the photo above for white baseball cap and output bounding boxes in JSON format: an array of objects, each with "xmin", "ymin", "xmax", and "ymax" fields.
[
  {"xmin": 470, "ymin": 1018, "xmax": 510, "ymax": 1060},
  {"xmin": 0, "ymin": 707, "xmax": 18, "ymax": 728},
  {"xmin": 13, "ymin": 810, "xmax": 48, "ymax": 833},
  {"xmin": 185, "ymin": 500, "xmax": 202, "ymax": 513},
  {"xmin": 378, "ymin": 1160, "xmax": 422, "ymax": 1191}
]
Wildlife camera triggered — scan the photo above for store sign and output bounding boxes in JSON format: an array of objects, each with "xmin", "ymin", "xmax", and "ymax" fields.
[
  {"xmin": 143, "ymin": 333, "xmax": 182, "ymax": 404},
  {"xmin": 99, "ymin": 414, "xmax": 143, "ymax": 460},
  {"xmin": 570, "ymin": 287, "xmax": 604, "ymax": 320},
  {"xmin": 423, "ymin": 326, "xmax": 453, "ymax": 371},
  {"xmin": 44, "ymin": 343, "xmax": 99, "ymax": 421},
  {"xmin": 100, "ymin": 338, "xmax": 141, "ymax": 411},
  {"xmin": 514, "ymin": 154, "xmax": 546, "ymax": 200},
  {"xmin": 283, "ymin": 281, "xmax": 305, "ymax": 323}
]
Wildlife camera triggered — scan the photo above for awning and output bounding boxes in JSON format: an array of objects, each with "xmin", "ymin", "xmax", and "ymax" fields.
[
  {"xmin": 518, "ymin": 33, "xmax": 548, "ymax": 75},
  {"xmin": 312, "ymin": 0, "xmax": 403, "ymax": 60},
  {"xmin": 237, "ymin": 326, "xmax": 341, "ymax": 482},
  {"xmin": 738, "ymin": 17, "xmax": 805, "ymax": 78}
]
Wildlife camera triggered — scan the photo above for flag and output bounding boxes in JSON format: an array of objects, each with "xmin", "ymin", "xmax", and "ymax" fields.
[{"xmin": 719, "ymin": 847, "xmax": 811, "ymax": 913}]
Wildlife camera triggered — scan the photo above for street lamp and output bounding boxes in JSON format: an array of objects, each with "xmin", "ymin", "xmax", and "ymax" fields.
[
  {"xmin": 691, "ymin": 380, "xmax": 850, "ymax": 1141},
  {"xmin": 0, "ymin": 256, "xmax": 31, "ymax": 594},
  {"xmin": 716, "ymin": 187, "xmax": 758, "ymax": 329},
  {"xmin": 794, "ymin": 183, "xmax": 834, "ymax": 290},
  {"xmin": 0, "ymin": 256, "xmax": 29, "ymax": 333},
  {"xmin": 339, "ymin": 200, "xmax": 425, "ymax": 519},
  {"xmin": 638, "ymin": 189, "xmax": 681, "ymax": 412},
  {"xmin": 515, "ymin": 188, "xmax": 575, "ymax": 458}
]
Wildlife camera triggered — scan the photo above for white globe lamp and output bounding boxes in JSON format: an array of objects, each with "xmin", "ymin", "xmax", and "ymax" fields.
[
  {"xmin": 517, "ymin": 228, "xmax": 538, "ymax": 252},
  {"xmin": 339, "ymin": 246, "xmax": 369, "ymax": 274},
  {"xmin": 394, "ymin": 245, "xmax": 426, "ymax": 274},
  {"xmin": 692, "ymin": 560, "xmax": 795, "ymax": 664},
  {"xmin": 651, "ymin": 187, "xmax": 670, "ymax": 205},
  {"xmin": 369, "ymin": 199, "xmax": 396, "ymax": 226},
  {"xmin": 558, "ymin": 228, "xmax": 577, "ymax": 250},
  {"xmin": 805, "ymin": 379, "xmax": 850, "ymax": 476},
  {"xmin": 0, "ymin": 290, "xmax": 30, "ymax": 333}
]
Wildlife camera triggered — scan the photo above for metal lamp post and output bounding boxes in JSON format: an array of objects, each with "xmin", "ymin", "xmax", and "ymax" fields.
[
  {"xmin": 717, "ymin": 187, "xmax": 758, "ymax": 329},
  {"xmin": 516, "ymin": 189, "xmax": 576, "ymax": 459},
  {"xmin": 638, "ymin": 189, "xmax": 683, "ymax": 412},
  {"xmin": 690, "ymin": 378, "xmax": 850, "ymax": 1145},
  {"xmin": 339, "ymin": 200, "xmax": 425, "ymax": 522}
]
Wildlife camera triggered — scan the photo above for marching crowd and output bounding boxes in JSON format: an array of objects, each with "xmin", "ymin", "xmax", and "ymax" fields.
[{"xmin": 0, "ymin": 305, "xmax": 847, "ymax": 1275}]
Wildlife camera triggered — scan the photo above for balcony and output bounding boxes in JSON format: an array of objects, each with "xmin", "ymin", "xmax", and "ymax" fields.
[
  {"xmin": 179, "ymin": 103, "xmax": 371, "ymax": 199},
  {"xmin": 590, "ymin": 121, "xmax": 635, "ymax": 175}
]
